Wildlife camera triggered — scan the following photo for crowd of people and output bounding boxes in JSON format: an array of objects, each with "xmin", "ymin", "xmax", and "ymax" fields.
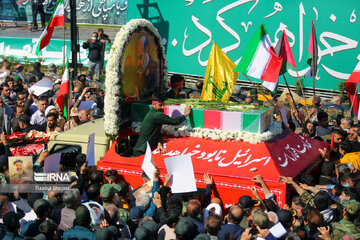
[
  {"xmin": 0, "ymin": 58, "xmax": 105, "ymax": 136},
  {"xmin": 1, "ymin": 51, "xmax": 360, "ymax": 239}
]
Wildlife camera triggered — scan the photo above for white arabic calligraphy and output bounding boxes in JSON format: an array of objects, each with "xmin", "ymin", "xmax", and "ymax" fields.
[
  {"xmin": 277, "ymin": 136, "xmax": 312, "ymax": 167},
  {"xmin": 182, "ymin": 15, "xmax": 212, "ymax": 67},
  {"xmin": 62, "ymin": 0, "xmax": 127, "ymax": 21},
  {"xmin": 350, "ymin": 10, "xmax": 356, "ymax": 23},
  {"xmin": 264, "ymin": 2, "xmax": 282, "ymax": 19},
  {"xmin": 155, "ymin": 135, "xmax": 313, "ymax": 169}
]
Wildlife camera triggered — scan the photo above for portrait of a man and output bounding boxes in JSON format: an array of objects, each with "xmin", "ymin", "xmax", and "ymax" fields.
[
  {"xmin": 122, "ymin": 33, "xmax": 160, "ymax": 100},
  {"xmin": 9, "ymin": 156, "xmax": 33, "ymax": 184}
]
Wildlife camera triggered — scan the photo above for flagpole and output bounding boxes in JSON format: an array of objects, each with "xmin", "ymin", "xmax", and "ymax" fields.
[
  {"xmin": 242, "ymin": 73, "xmax": 289, "ymax": 129},
  {"xmin": 293, "ymin": 67, "xmax": 310, "ymax": 116},
  {"xmin": 312, "ymin": 56, "xmax": 316, "ymax": 109},
  {"xmin": 349, "ymin": 82, "xmax": 359, "ymax": 118},
  {"xmin": 283, "ymin": 75, "xmax": 305, "ymax": 130},
  {"xmin": 63, "ymin": 25, "xmax": 65, "ymax": 72}
]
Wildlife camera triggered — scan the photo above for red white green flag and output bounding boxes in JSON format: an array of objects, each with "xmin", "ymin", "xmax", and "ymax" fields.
[
  {"xmin": 56, "ymin": 59, "xmax": 69, "ymax": 121},
  {"xmin": 345, "ymin": 61, "xmax": 360, "ymax": 120},
  {"xmin": 234, "ymin": 24, "xmax": 283, "ymax": 84},
  {"xmin": 263, "ymin": 30, "xmax": 296, "ymax": 92},
  {"xmin": 35, "ymin": 0, "xmax": 64, "ymax": 56}
]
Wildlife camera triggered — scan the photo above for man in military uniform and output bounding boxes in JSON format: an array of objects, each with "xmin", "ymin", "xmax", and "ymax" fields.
[
  {"xmin": 331, "ymin": 199, "xmax": 360, "ymax": 240},
  {"xmin": 100, "ymin": 184, "xmax": 129, "ymax": 223},
  {"xmin": 46, "ymin": 63, "xmax": 61, "ymax": 83},
  {"xmin": 10, "ymin": 159, "xmax": 29, "ymax": 184},
  {"xmin": 132, "ymin": 95, "xmax": 191, "ymax": 157}
]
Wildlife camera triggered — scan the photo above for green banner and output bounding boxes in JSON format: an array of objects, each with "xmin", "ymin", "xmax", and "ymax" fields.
[
  {"xmin": 128, "ymin": 0, "xmax": 360, "ymax": 91},
  {"xmin": 0, "ymin": 36, "xmax": 109, "ymax": 66}
]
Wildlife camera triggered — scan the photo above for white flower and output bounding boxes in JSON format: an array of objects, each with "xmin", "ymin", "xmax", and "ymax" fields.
[{"xmin": 104, "ymin": 18, "xmax": 168, "ymax": 136}]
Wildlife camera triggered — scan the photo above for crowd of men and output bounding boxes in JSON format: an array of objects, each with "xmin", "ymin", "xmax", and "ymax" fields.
[
  {"xmin": 1, "ymin": 52, "xmax": 360, "ymax": 239},
  {"xmin": 0, "ymin": 58, "xmax": 105, "ymax": 137}
]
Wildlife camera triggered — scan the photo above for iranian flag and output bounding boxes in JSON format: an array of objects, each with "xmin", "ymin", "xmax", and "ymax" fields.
[
  {"xmin": 234, "ymin": 24, "xmax": 282, "ymax": 84},
  {"xmin": 56, "ymin": 59, "xmax": 69, "ymax": 121},
  {"xmin": 345, "ymin": 61, "xmax": 360, "ymax": 120},
  {"xmin": 35, "ymin": 0, "xmax": 64, "ymax": 55},
  {"xmin": 263, "ymin": 30, "xmax": 296, "ymax": 92}
]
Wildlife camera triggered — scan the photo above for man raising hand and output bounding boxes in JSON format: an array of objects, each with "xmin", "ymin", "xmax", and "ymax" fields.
[{"xmin": 133, "ymin": 95, "xmax": 191, "ymax": 156}]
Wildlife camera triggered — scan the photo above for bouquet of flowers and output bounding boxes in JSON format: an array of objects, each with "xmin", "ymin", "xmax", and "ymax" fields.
[
  {"xmin": 6, "ymin": 130, "xmax": 56, "ymax": 147},
  {"xmin": 164, "ymin": 99, "xmax": 267, "ymax": 112},
  {"xmin": 10, "ymin": 144, "xmax": 44, "ymax": 156}
]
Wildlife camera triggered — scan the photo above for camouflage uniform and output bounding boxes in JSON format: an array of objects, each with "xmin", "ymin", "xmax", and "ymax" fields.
[
  {"xmin": 300, "ymin": 190, "xmax": 315, "ymax": 207},
  {"xmin": 100, "ymin": 184, "xmax": 129, "ymax": 222},
  {"xmin": 10, "ymin": 171, "xmax": 30, "ymax": 184},
  {"xmin": 331, "ymin": 200, "xmax": 360, "ymax": 240}
]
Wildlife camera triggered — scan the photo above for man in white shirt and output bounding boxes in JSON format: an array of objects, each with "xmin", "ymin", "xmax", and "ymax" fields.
[{"xmin": 30, "ymin": 96, "xmax": 48, "ymax": 125}]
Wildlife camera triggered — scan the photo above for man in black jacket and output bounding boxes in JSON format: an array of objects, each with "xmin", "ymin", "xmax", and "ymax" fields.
[
  {"xmin": 83, "ymin": 32, "xmax": 103, "ymax": 80},
  {"xmin": 18, "ymin": 114, "xmax": 45, "ymax": 133}
]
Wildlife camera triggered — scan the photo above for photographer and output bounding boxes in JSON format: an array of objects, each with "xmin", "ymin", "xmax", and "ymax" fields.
[
  {"xmin": 82, "ymin": 32, "xmax": 103, "ymax": 80},
  {"xmin": 73, "ymin": 87, "xmax": 97, "ymax": 111}
]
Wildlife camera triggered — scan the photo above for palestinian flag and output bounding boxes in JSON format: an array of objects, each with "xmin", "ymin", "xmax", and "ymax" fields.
[
  {"xmin": 263, "ymin": 30, "xmax": 296, "ymax": 92},
  {"xmin": 56, "ymin": 59, "xmax": 69, "ymax": 121},
  {"xmin": 35, "ymin": 0, "xmax": 64, "ymax": 55},
  {"xmin": 234, "ymin": 24, "xmax": 283, "ymax": 84},
  {"xmin": 345, "ymin": 61, "xmax": 360, "ymax": 120},
  {"xmin": 305, "ymin": 20, "xmax": 318, "ymax": 78}
]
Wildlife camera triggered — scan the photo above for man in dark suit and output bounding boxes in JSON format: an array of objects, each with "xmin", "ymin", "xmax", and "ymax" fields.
[{"xmin": 218, "ymin": 204, "xmax": 245, "ymax": 240}]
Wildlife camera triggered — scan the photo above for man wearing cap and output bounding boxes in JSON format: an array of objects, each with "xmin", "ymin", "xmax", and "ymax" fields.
[
  {"xmin": 46, "ymin": 63, "xmax": 61, "ymax": 83},
  {"xmin": 166, "ymin": 74, "xmax": 185, "ymax": 99},
  {"xmin": 330, "ymin": 200, "xmax": 360, "ymax": 240},
  {"xmin": 10, "ymin": 159, "xmax": 30, "ymax": 184},
  {"xmin": 175, "ymin": 217, "xmax": 195, "ymax": 240},
  {"xmin": 14, "ymin": 64, "xmax": 28, "ymax": 83},
  {"xmin": 238, "ymin": 195, "xmax": 257, "ymax": 229},
  {"xmin": 64, "ymin": 107, "xmax": 81, "ymax": 131},
  {"xmin": 133, "ymin": 95, "xmax": 191, "ymax": 157},
  {"xmin": 63, "ymin": 205, "xmax": 96, "ymax": 240},
  {"xmin": 2, "ymin": 211, "xmax": 24, "ymax": 240},
  {"xmin": 100, "ymin": 183, "xmax": 129, "ymax": 224}
]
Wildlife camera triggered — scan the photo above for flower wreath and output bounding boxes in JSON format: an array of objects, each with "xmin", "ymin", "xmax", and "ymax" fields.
[{"xmin": 104, "ymin": 19, "xmax": 168, "ymax": 136}]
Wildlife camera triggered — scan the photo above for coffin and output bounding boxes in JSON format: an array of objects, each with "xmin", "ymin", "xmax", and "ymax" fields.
[{"xmin": 98, "ymin": 129, "xmax": 328, "ymax": 207}]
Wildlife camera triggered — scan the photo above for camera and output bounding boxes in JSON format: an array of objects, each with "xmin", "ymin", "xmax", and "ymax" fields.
[
  {"xmin": 89, "ymin": 88, "xmax": 96, "ymax": 94},
  {"xmin": 248, "ymin": 220, "xmax": 259, "ymax": 235}
]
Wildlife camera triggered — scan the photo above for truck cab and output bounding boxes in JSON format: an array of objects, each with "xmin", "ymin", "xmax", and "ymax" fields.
[{"xmin": 47, "ymin": 118, "xmax": 110, "ymax": 170}]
